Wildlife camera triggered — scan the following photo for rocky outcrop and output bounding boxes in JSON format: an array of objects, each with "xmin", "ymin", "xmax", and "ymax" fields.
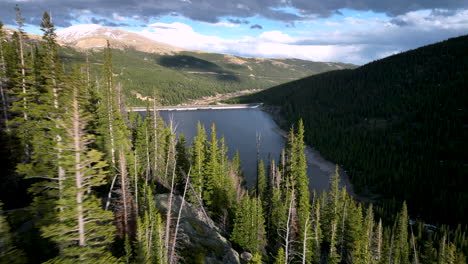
[{"xmin": 155, "ymin": 194, "xmax": 240, "ymax": 264}]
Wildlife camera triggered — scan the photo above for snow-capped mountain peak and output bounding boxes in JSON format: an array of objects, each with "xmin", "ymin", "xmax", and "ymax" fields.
[
  {"xmin": 56, "ymin": 24, "xmax": 185, "ymax": 54},
  {"xmin": 57, "ymin": 24, "xmax": 104, "ymax": 42}
]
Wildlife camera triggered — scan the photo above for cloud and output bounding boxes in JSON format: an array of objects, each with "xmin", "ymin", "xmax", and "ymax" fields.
[
  {"xmin": 2, "ymin": 0, "xmax": 468, "ymax": 27},
  {"xmin": 250, "ymin": 24, "xmax": 263, "ymax": 29},
  {"xmin": 210, "ymin": 22, "xmax": 239, "ymax": 28},
  {"xmin": 140, "ymin": 22, "xmax": 364, "ymax": 63},
  {"xmin": 259, "ymin": 31, "xmax": 294, "ymax": 43},
  {"xmin": 293, "ymin": 9, "xmax": 468, "ymax": 62},
  {"xmin": 90, "ymin": 17, "xmax": 130, "ymax": 27},
  {"xmin": 139, "ymin": 7, "xmax": 468, "ymax": 65},
  {"xmin": 228, "ymin": 18, "xmax": 249, "ymax": 24},
  {"xmin": 2, "ymin": 1, "xmax": 466, "ymax": 65}
]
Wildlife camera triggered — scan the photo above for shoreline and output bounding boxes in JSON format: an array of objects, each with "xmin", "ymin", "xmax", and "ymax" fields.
[
  {"xmin": 128, "ymin": 103, "xmax": 262, "ymax": 112},
  {"xmin": 260, "ymin": 106, "xmax": 357, "ymax": 197}
]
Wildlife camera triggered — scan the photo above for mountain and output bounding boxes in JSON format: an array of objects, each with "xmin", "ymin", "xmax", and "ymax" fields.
[
  {"xmin": 54, "ymin": 24, "xmax": 355, "ymax": 106},
  {"xmin": 234, "ymin": 35, "xmax": 468, "ymax": 224},
  {"xmin": 58, "ymin": 24, "xmax": 184, "ymax": 55}
]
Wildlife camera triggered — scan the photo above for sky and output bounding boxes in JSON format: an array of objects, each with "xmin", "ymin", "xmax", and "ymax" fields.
[{"xmin": 1, "ymin": 0, "xmax": 468, "ymax": 64}]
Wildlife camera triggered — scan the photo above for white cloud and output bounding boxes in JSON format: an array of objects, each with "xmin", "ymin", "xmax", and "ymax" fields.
[
  {"xmin": 112, "ymin": 13, "xmax": 127, "ymax": 22},
  {"xmin": 137, "ymin": 9, "xmax": 468, "ymax": 65},
  {"xmin": 209, "ymin": 22, "xmax": 239, "ymax": 28},
  {"xmin": 140, "ymin": 22, "xmax": 363, "ymax": 63},
  {"xmin": 259, "ymin": 31, "xmax": 295, "ymax": 43}
]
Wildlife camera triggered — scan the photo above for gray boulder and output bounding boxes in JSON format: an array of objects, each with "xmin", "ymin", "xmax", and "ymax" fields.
[{"xmin": 155, "ymin": 194, "xmax": 240, "ymax": 264}]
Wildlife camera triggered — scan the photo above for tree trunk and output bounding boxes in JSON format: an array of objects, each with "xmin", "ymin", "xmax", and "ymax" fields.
[
  {"xmin": 152, "ymin": 93, "xmax": 158, "ymax": 181},
  {"xmin": 119, "ymin": 151, "xmax": 129, "ymax": 235},
  {"xmin": 134, "ymin": 150, "xmax": 139, "ymax": 216},
  {"xmin": 72, "ymin": 86, "xmax": 86, "ymax": 247},
  {"xmin": 0, "ymin": 39, "xmax": 9, "ymax": 130},
  {"xmin": 285, "ymin": 189, "xmax": 295, "ymax": 264},
  {"xmin": 170, "ymin": 168, "xmax": 191, "ymax": 264}
]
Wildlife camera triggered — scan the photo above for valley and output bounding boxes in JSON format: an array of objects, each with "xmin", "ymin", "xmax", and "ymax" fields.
[{"xmin": 0, "ymin": 6, "xmax": 467, "ymax": 264}]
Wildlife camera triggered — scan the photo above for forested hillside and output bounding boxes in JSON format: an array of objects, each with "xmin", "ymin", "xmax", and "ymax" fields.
[
  {"xmin": 235, "ymin": 35, "xmax": 468, "ymax": 225},
  {"xmin": 57, "ymin": 47, "xmax": 354, "ymax": 106},
  {"xmin": 0, "ymin": 10, "xmax": 467, "ymax": 264}
]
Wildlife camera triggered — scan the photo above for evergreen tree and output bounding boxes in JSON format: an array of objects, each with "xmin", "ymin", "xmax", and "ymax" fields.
[
  {"xmin": 231, "ymin": 195, "xmax": 266, "ymax": 254},
  {"xmin": 204, "ymin": 123, "xmax": 220, "ymax": 209},
  {"xmin": 0, "ymin": 22, "xmax": 10, "ymax": 130},
  {"xmin": 394, "ymin": 202, "xmax": 410, "ymax": 264},
  {"xmin": 9, "ymin": 5, "xmax": 35, "ymax": 161},
  {"xmin": 292, "ymin": 120, "xmax": 312, "ymax": 263},
  {"xmin": 267, "ymin": 186, "xmax": 287, "ymax": 252},
  {"xmin": 0, "ymin": 201, "xmax": 26, "ymax": 264},
  {"xmin": 363, "ymin": 205, "xmax": 374, "ymax": 263},
  {"xmin": 175, "ymin": 133, "xmax": 190, "ymax": 189},
  {"xmin": 344, "ymin": 201, "xmax": 364, "ymax": 263},
  {"xmin": 41, "ymin": 70, "xmax": 117, "ymax": 262},
  {"xmin": 257, "ymin": 159, "xmax": 266, "ymax": 200},
  {"xmin": 371, "ymin": 219, "xmax": 383, "ymax": 264},
  {"xmin": 135, "ymin": 187, "xmax": 166, "ymax": 264},
  {"xmin": 249, "ymin": 253, "xmax": 262, "ymax": 264},
  {"xmin": 273, "ymin": 247, "xmax": 286, "ymax": 264},
  {"xmin": 326, "ymin": 166, "xmax": 342, "ymax": 264},
  {"xmin": 310, "ymin": 193, "xmax": 322, "ymax": 264},
  {"xmin": 14, "ymin": 11, "xmax": 66, "ymax": 235},
  {"xmin": 189, "ymin": 122, "xmax": 206, "ymax": 203}
]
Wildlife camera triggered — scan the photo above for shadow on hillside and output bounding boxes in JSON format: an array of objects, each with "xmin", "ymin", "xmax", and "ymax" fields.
[{"xmin": 158, "ymin": 55, "xmax": 240, "ymax": 82}]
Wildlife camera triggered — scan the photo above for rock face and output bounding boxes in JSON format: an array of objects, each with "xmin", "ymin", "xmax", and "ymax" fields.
[{"xmin": 155, "ymin": 194, "xmax": 240, "ymax": 264}]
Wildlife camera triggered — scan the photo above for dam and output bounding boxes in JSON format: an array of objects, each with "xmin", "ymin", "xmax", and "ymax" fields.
[{"xmin": 128, "ymin": 103, "xmax": 262, "ymax": 112}]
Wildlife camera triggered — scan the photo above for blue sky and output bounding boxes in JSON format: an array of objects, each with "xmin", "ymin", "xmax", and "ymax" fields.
[{"xmin": 2, "ymin": 0, "xmax": 468, "ymax": 64}]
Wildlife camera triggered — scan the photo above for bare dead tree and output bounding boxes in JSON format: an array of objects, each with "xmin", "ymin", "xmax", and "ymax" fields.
[
  {"xmin": 169, "ymin": 167, "xmax": 191, "ymax": 264},
  {"xmin": 285, "ymin": 189, "xmax": 296, "ymax": 264},
  {"xmin": 164, "ymin": 119, "xmax": 178, "ymax": 261},
  {"xmin": 410, "ymin": 224, "xmax": 419, "ymax": 264}
]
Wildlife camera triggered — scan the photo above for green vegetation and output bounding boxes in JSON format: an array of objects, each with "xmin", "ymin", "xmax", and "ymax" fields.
[
  {"xmin": 57, "ymin": 42, "xmax": 354, "ymax": 106},
  {"xmin": 235, "ymin": 34, "xmax": 468, "ymax": 225},
  {"xmin": 0, "ymin": 8, "xmax": 466, "ymax": 264}
]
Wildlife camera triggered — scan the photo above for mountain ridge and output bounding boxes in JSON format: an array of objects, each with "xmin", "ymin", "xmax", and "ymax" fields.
[
  {"xmin": 57, "ymin": 24, "xmax": 185, "ymax": 55},
  {"xmin": 234, "ymin": 34, "xmax": 468, "ymax": 224}
]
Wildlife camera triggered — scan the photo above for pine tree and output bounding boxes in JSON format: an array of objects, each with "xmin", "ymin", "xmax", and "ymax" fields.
[
  {"xmin": 14, "ymin": 5, "xmax": 28, "ymax": 123},
  {"xmin": 0, "ymin": 201, "xmax": 26, "ymax": 263},
  {"xmin": 99, "ymin": 42, "xmax": 134, "ymax": 238},
  {"xmin": 9, "ymin": 5, "xmax": 35, "ymax": 160},
  {"xmin": 0, "ymin": 22, "xmax": 10, "ymax": 130},
  {"xmin": 273, "ymin": 247, "xmax": 286, "ymax": 264},
  {"xmin": 204, "ymin": 123, "xmax": 220, "ymax": 209},
  {"xmin": 41, "ymin": 70, "xmax": 117, "ymax": 262},
  {"xmin": 231, "ymin": 195, "xmax": 266, "ymax": 254},
  {"xmin": 310, "ymin": 192, "xmax": 322, "ymax": 264},
  {"xmin": 363, "ymin": 205, "xmax": 374, "ymax": 263},
  {"xmin": 257, "ymin": 159, "xmax": 266, "ymax": 199},
  {"xmin": 135, "ymin": 187, "xmax": 166, "ymax": 264},
  {"xmin": 372, "ymin": 219, "xmax": 383, "ymax": 264},
  {"xmin": 189, "ymin": 122, "xmax": 206, "ymax": 203},
  {"xmin": 249, "ymin": 253, "xmax": 262, "ymax": 264},
  {"xmin": 292, "ymin": 120, "xmax": 312, "ymax": 263},
  {"xmin": 134, "ymin": 107, "xmax": 152, "ymax": 187},
  {"xmin": 345, "ymin": 201, "xmax": 364, "ymax": 263},
  {"xmin": 175, "ymin": 133, "xmax": 189, "ymax": 189},
  {"xmin": 326, "ymin": 166, "xmax": 342, "ymax": 264},
  {"xmin": 394, "ymin": 202, "xmax": 410, "ymax": 264},
  {"xmin": 15, "ymin": 11, "xmax": 66, "ymax": 233}
]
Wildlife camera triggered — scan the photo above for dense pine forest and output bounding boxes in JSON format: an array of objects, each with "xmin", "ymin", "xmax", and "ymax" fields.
[
  {"xmin": 0, "ymin": 9, "xmax": 467, "ymax": 264},
  {"xmin": 234, "ymin": 35, "xmax": 468, "ymax": 226}
]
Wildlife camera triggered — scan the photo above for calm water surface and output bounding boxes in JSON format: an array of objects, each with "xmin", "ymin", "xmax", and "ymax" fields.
[{"xmin": 157, "ymin": 108, "xmax": 338, "ymax": 193}]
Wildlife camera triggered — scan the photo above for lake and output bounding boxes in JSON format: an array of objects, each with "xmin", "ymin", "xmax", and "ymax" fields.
[{"xmin": 156, "ymin": 108, "xmax": 351, "ymax": 194}]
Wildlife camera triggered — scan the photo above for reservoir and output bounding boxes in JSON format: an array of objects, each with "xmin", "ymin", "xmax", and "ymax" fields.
[{"xmin": 155, "ymin": 108, "xmax": 352, "ymax": 194}]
